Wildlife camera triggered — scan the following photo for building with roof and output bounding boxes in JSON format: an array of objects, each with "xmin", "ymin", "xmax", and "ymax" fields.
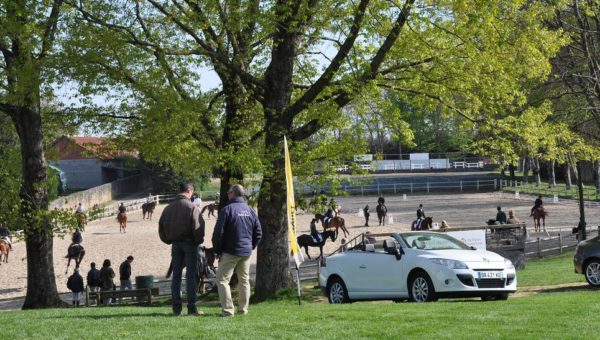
[{"xmin": 50, "ymin": 136, "xmax": 139, "ymax": 190}]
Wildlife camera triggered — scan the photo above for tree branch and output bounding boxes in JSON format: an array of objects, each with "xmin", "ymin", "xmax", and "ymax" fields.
[{"xmin": 38, "ymin": 0, "xmax": 64, "ymax": 59}]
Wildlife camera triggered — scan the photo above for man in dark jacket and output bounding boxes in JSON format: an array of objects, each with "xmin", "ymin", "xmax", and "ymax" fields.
[
  {"xmin": 496, "ymin": 206, "xmax": 507, "ymax": 224},
  {"xmin": 159, "ymin": 182, "xmax": 204, "ymax": 316},
  {"xmin": 86, "ymin": 262, "xmax": 101, "ymax": 305},
  {"xmin": 212, "ymin": 184, "xmax": 262, "ymax": 317},
  {"xmin": 119, "ymin": 255, "xmax": 134, "ymax": 302},
  {"xmin": 67, "ymin": 268, "xmax": 85, "ymax": 306}
]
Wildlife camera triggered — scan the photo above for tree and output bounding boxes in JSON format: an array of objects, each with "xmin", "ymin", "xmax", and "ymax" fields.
[
  {"xmin": 70, "ymin": 0, "xmax": 566, "ymax": 300},
  {"xmin": 0, "ymin": 0, "xmax": 68, "ymax": 308}
]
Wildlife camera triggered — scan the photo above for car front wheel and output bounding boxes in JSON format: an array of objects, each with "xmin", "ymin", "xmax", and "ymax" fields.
[
  {"xmin": 408, "ymin": 271, "xmax": 436, "ymax": 302},
  {"xmin": 327, "ymin": 277, "xmax": 350, "ymax": 304},
  {"xmin": 584, "ymin": 259, "xmax": 600, "ymax": 288}
]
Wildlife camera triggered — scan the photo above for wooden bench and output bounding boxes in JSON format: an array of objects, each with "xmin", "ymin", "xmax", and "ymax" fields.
[{"xmin": 86, "ymin": 287, "xmax": 159, "ymax": 306}]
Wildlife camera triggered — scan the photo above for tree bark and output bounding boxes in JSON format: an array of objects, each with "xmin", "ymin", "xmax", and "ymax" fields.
[
  {"xmin": 523, "ymin": 155, "xmax": 530, "ymax": 184},
  {"xmin": 10, "ymin": 106, "xmax": 64, "ymax": 309},
  {"xmin": 253, "ymin": 9, "xmax": 299, "ymax": 301},
  {"xmin": 594, "ymin": 160, "xmax": 600, "ymax": 195},
  {"xmin": 564, "ymin": 162, "xmax": 572, "ymax": 190},
  {"xmin": 576, "ymin": 161, "xmax": 586, "ymax": 240},
  {"xmin": 548, "ymin": 160, "xmax": 556, "ymax": 187},
  {"xmin": 534, "ymin": 157, "xmax": 541, "ymax": 186}
]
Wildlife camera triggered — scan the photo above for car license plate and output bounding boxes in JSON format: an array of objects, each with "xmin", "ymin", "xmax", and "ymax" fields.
[{"xmin": 478, "ymin": 271, "xmax": 503, "ymax": 279}]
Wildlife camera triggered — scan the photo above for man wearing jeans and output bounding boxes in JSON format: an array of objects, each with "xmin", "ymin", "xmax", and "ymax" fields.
[
  {"xmin": 212, "ymin": 184, "xmax": 262, "ymax": 317},
  {"xmin": 119, "ymin": 255, "xmax": 134, "ymax": 302},
  {"xmin": 159, "ymin": 182, "xmax": 204, "ymax": 316}
]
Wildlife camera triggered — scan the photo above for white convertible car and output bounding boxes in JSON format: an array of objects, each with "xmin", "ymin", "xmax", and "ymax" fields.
[{"xmin": 319, "ymin": 231, "xmax": 517, "ymax": 303}]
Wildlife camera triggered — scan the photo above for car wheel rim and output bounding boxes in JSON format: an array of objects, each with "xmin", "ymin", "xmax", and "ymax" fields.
[
  {"xmin": 586, "ymin": 262, "xmax": 600, "ymax": 285},
  {"xmin": 412, "ymin": 277, "xmax": 429, "ymax": 302},
  {"xmin": 330, "ymin": 282, "xmax": 344, "ymax": 303}
]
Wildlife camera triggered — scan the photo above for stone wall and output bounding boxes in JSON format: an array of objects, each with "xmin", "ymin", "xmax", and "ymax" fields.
[{"xmin": 50, "ymin": 174, "xmax": 149, "ymax": 211}]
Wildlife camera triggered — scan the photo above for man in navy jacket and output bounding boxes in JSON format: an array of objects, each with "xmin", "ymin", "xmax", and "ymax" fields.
[{"xmin": 212, "ymin": 184, "xmax": 262, "ymax": 317}]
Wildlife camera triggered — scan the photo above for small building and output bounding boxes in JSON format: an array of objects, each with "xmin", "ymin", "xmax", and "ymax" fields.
[{"xmin": 50, "ymin": 136, "xmax": 139, "ymax": 190}]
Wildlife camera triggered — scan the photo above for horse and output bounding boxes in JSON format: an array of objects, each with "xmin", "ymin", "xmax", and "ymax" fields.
[
  {"xmin": 296, "ymin": 230, "xmax": 337, "ymax": 260},
  {"xmin": 532, "ymin": 207, "xmax": 549, "ymax": 233},
  {"xmin": 65, "ymin": 244, "xmax": 85, "ymax": 274},
  {"xmin": 206, "ymin": 203, "xmax": 218, "ymax": 218},
  {"xmin": 76, "ymin": 212, "xmax": 87, "ymax": 230},
  {"xmin": 142, "ymin": 201, "xmax": 157, "ymax": 220},
  {"xmin": 314, "ymin": 213, "xmax": 349, "ymax": 238},
  {"xmin": 376, "ymin": 203, "xmax": 387, "ymax": 226},
  {"xmin": 0, "ymin": 239, "xmax": 9, "ymax": 264},
  {"xmin": 117, "ymin": 212, "xmax": 127, "ymax": 233},
  {"xmin": 411, "ymin": 216, "xmax": 433, "ymax": 230}
]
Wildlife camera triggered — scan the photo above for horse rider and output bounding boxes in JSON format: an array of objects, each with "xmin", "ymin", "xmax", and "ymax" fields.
[
  {"xmin": 75, "ymin": 202, "xmax": 84, "ymax": 214},
  {"xmin": 415, "ymin": 204, "xmax": 425, "ymax": 229},
  {"xmin": 71, "ymin": 228, "xmax": 83, "ymax": 246},
  {"xmin": 322, "ymin": 207, "xmax": 335, "ymax": 228},
  {"xmin": 329, "ymin": 198, "xmax": 338, "ymax": 215},
  {"xmin": 378, "ymin": 196, "xmax": 385, "ymax": 205},
  {"xmin": 530, "ymin": 195, "xmax": 543, "ymax": 216},
  {"xmin": 496, "ymin": 206, "xmax": 507, "ymax": 225},
  {"xmin": 0, "ymin": 223, "xmax": 12, "ymax": 250},
  {"xmin": 310, "ymin": 219, "xmax": 323, "ymax": 243},
  {"xmin": 118, "ymin": 203, "xmax": 127, "ymax": 214}
]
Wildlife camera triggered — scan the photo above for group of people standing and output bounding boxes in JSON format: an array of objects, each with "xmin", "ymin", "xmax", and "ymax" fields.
[
  {"xmin": 66, "ymin": 256, "xmax": 134, "ymax": 306},
  {"xmin": 159, "ymin": 182, "xmax": 262, "ymax": 317}
]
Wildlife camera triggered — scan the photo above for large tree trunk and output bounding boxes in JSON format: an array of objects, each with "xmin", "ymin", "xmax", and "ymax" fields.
[
  {"xmin": 564, "ymin": 162, "xmax": 572, "ymax": 190},
  {"xmin": 10, "ymin": 105, "xmax": 64, "ymax": 309},
  {"xmin": 254, "ymin": 14, "xmax": 298, "ymax": 301},
  {"xmin": 594, "ymin": 160, "xmax": 600, "ymax": 195},
  {"xmin": 548, "ymin": 160, "xmax": 556, "ymax": 187},
  {"xmin": 534, "ymin": 157, "xmax": 541, "ymax": 186},
  {"xmin": 523, "ymin": 155, "xmax": 530, "ymax": 184}
]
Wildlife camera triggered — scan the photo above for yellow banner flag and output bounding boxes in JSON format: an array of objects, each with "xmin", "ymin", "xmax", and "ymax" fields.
[{"xmin": 285, "ymin": 136, "xmax": 304, "ymax": 266}]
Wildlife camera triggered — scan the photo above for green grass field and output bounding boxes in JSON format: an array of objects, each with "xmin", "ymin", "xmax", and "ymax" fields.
[
  {"xmin": 0, "ymin": 254, "xmax": 595, "ymax": 339},
  {"xmin": 497, "ymin": 170, "xmax": 600, "ymax": 201}
]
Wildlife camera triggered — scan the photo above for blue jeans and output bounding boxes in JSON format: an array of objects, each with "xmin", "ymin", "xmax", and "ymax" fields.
[{"xmin": 171, "ymin": 241, "xmax": 198, "ymax": 315}]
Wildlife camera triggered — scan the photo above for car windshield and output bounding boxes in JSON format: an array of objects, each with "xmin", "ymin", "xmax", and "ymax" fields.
[{"xmin": 401, "ymin": 232, "xmax": 471, "ymax": 250}]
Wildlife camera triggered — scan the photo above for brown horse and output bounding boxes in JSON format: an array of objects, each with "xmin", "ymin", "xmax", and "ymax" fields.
[
  {"xmin": 117, "ymin": 212, "xmax": 127, "ymax": 233},
  {"xmin": 206, "ymin": 203, "xmax": 218, "ymax": 218},
  {"xmin": 411, "ymin": 216, "xmax": 433, "ymax": 230},
  {"xmin": 0, "ymin": 239, "xmax": 9, "ymax": 264},
  {"xmin": 142, "ymin": 201, "xmax": 157, "ymax": 220},
  {"xmin": 76, "ymin": 212, "xmax": 87, "ymax": 230},
  {"xmin": 532, "ymin": 207, "xmax": 549, "ymax": 232},
  {"xmin": 65, "ymin": 244, "xmax": 85, "ymax": 274},
  {"xmin": 315, "ymin": 213, "xmax": 349, "ymax": 238}
]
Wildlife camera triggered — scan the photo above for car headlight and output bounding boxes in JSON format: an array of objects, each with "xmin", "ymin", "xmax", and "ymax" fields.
[
  {"xmin": 429, "ymin": 258, "xmax": 468, "ymax": 269},
  {"xmin": 504, "ymin": 258, "xmax": 515, "ymax": 269}
]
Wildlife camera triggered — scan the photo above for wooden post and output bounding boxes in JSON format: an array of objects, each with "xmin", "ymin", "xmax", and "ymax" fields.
[
  {"xmin": 559, "ymin": 233, "xmax": 563, "ymax": 254},
  {"xmin": 477, "ymin": 180, "xmax": 479, "ymax": 191},
  {"xmin": 537, "ymin": 237, "xmax": 541, "ymax": 258},
  {"xmin": 410, "ymin": 183, "xmax": 413, "ymax": 193},
  {"xmin": 460, "ymin": 181, "xmax": 463, "ymax": 192},
  {"xmin": 427, "ymin": 182, "xmax": 430, "ymax": 193}
]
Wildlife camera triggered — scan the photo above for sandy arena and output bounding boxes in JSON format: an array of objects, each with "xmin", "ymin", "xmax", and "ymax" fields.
[{"xmin": 1, "ymin": 192, "xmax": 598, "ymax": 305}]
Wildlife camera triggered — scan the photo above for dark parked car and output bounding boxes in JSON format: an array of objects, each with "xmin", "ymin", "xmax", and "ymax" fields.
[{"xmin": 574, "ymin": 236, "xmax": 600, "ymax": 288}]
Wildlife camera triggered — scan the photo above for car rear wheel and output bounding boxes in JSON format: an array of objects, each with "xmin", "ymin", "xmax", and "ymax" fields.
[
  {"xmin": 584, "ymin": 259, "xmax": 600, "ymax": 288},
  {"xmin": 408, "ymin": 271, "xmax": 436, "ymax": 302},
  {"xmin": 327, "ymin": 277, "xmax": 350, "ymax": 304}
]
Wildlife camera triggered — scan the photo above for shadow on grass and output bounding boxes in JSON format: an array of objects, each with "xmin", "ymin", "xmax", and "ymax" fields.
[{"xmin": 536, "ymin": 283, "xmax": 593, "ymax": 294}]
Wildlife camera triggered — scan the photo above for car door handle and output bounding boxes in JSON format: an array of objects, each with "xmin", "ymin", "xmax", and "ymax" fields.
[{"xmin": 359, "ymin": 264, "xmax": 367, "ymax": 269}]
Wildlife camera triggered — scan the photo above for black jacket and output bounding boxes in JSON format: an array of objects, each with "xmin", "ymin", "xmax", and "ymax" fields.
[
  {"xmin": 67, "ymin": 272, "xmax": 85, "ymax": 293},
  {"xmin": 87, "ymin": 268, "xmax": 102, "ymax": 287},
  {"xmin": 119, "ymin": 260, "xmax": 131, "ymax": 281}
]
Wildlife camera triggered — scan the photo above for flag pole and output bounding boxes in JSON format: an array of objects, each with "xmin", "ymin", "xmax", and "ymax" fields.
[{"xmin": 284, "ymin": 136, "xmax": 304, "ymax": 306}]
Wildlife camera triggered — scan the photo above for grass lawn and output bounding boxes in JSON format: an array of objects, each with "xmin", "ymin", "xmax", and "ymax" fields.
[
  {"xmin": 2, "ymin": 253, "xmax": 597, "ymax": 339},
  {"xmin": 517, "ymin": 253, "xmax": 585, "ymax": 287},
  {"xmin": 1, "ymin": 289, "xmax": 599, "ymax": 339},
  {"xmin": 497, "ymin": 170, "xmax": 600, "ymax": 201}
]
